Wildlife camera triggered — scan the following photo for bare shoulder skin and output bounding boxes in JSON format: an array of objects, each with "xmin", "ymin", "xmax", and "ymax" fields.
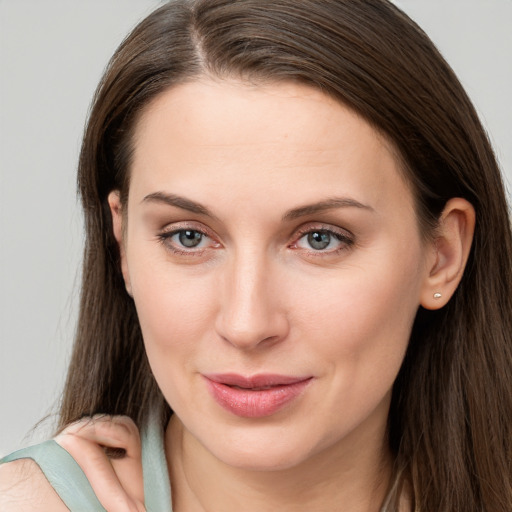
[{"xmin": 0, "ymin": 459, "xmax": 68, "ymax": 511}]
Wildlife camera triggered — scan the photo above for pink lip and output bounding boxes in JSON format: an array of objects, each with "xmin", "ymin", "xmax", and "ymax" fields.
[{"xmin": 203, "ymin": 373, "xmax": 313, "ymax": 418}]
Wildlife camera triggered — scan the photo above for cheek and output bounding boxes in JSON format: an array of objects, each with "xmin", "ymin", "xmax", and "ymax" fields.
[
  {"xmin": 132, "ymin": 263, "xmax": 216, "ymax": 350},
  {"xmin": 290, "ymin": 244, "xmax": 424, "ymax": 376},
  {"xmin": 129, "ymin": 261, "xmax": 219, "ymax": 408}
]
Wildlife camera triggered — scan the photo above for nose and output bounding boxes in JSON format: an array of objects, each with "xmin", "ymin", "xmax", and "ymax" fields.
[{"xmin": 214, "ymin": 251, "xmax": 290, "ymax": 350}]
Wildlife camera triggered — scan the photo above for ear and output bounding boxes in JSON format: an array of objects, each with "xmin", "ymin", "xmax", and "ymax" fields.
[
  {"xmin": 108, "ymin": 190, "xmax": 132, "ymax": 297},
  {"xmin": 420, "ymin": 197, "xmax": 475, "ymax": 310}
]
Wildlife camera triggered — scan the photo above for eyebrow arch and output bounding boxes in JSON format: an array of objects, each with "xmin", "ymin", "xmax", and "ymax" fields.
[
  {"xmin": 282, "ymin": 197, "xmax": 374, "ymax": 221},
  {"xmin": 141, "ymin": 192, "xmax": 219, "ymax": 220}
]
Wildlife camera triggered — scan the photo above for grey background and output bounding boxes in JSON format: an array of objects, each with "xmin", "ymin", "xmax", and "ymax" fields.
[{"xmin": 1, "ymin": 1, "xmax": 511, "ymax": 456}]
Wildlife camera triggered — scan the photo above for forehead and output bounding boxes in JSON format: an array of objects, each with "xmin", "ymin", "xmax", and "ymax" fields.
[
  {"xmin": 129, "ymin": 79, "xmax": 414, "ymax": 218},
  {"xmin": 133, "ymin": 79, "xmax": 388, "ymax": 158}
]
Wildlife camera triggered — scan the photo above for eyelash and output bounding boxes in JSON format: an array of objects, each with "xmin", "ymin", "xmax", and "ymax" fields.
[
  {"xmin": 157, "ymin": 224, "xmax": 219, "ymax": 256},
  {"xmin": 156, "ymin": 224, "xmax": 354, "ymax": 257},
  {"xmin": 290, "ymin": 225, "xmax": 354, "ymax": 256}
]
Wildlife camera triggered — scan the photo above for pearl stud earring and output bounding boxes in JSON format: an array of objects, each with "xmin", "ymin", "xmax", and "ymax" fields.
[{"xmin": 433, "ymin": 292, "xmax": 442, "ymax": 299}]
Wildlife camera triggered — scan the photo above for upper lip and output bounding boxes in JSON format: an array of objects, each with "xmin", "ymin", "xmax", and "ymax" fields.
[{"xmin": 204, "ymin": 373, "xmax": 312, "ymax": 388}]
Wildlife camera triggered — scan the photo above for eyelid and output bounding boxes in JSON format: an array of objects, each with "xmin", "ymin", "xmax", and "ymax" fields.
[
  {"xmin": 292, "ymin": 222, "xmax": 354, "ymax": 240},
  {"xmin": 157, "ymin": 221, "xmax": 222, "ymax": 254},
  {"xmin": 158, "ymin": 219, "xmax": 218, "ymax": 238},
  {"xmin": 289, "ymin": 223, "xmax": 355, "ymax": 253}
]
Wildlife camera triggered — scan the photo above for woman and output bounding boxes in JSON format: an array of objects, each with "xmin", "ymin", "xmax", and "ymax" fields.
[{"xmin": 1, "ymin": 0, "xmax": 511, "ymax": 510}]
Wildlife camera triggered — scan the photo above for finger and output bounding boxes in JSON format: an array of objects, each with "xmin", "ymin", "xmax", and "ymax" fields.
[
  {"xmin": 56, "ymin": 415, "xmax": 144, "ymax": 511},
  {"xmin": 57, "ymin": 431, "xmax": 141, "ymax": 512},
  {"xmin": 60, "ymin": 415, "xmax": 142, "ymax": 460},
  {"xmin": 55, "ymin": 416, "xmax": 145, "ymax": 512},
  {"xmin": 73, "ymin": 415, "xmax": 145, "ymax": 506}
]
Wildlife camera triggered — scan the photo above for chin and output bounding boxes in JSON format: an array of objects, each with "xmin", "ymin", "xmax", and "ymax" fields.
[
  {"xmin": 219, "ymin": 448, "xmax": 309, "ymax": 472},
  {"xmin": 201, "ymin": 427, "xmax": 318, "ymax": 472}
]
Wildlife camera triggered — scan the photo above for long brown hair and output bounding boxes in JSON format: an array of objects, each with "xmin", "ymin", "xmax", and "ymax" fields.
[{"xmin": 60, "ymin": 1, "xmax": 512, "ymax": 509}]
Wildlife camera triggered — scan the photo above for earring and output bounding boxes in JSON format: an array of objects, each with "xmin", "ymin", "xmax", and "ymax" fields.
[{"xmin": 433, "ymin": 292, "xmax": 442, "ymax": 299}]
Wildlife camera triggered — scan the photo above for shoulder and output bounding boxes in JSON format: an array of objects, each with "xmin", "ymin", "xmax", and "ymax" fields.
[{"xmin": 0, "ymin": 459, "xmax": 68, "ymax": 511}]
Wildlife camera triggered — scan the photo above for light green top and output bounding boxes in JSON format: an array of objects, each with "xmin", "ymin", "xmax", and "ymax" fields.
[{"xmin": 0, "ymin": 417, "xmax": 172, "ymax": 512}]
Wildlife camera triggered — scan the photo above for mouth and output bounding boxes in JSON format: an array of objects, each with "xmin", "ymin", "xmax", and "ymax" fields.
[{"xmin": 203, "ymin": 373, "xmax": 313, "ymax": 418}]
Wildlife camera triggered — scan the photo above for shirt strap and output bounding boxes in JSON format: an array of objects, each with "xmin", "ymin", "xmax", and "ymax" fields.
[{"xmin": 0, "ymin": 440, "xmax": 106, "ymax": 511}]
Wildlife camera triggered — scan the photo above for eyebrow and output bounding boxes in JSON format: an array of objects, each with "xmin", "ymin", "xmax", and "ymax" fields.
[
  {"xmin": 142, "ymin": 192, "xmax": 219, "ymax": 220},
  {"xmin": 282, "ymin": 197, "xmax": 374, "ymax": 221},
  {"xmin": 141, "ymin": 191, "xmax": 373, "ymax": 221}
]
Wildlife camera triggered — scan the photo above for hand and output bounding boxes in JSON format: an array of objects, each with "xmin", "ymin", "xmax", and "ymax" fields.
[{"xmin": 55, "ymin": 415, "xmax": 145, "ymax": 512}]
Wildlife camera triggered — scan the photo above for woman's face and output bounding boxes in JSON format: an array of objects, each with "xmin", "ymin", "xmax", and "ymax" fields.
[{"xmin": 112, "ymin": 80, "xmax": 435, "ymax": 471}]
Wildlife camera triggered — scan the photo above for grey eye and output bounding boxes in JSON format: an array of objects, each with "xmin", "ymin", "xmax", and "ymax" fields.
[
  {"xmin": 178, "ymin": 230, "xmax": 203, "ymax": 248},
  {"xmin": 307, "ymin": 231, "xmax": 331, "ymax": 250}
]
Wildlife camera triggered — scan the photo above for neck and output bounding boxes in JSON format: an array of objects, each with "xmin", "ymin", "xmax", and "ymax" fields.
[{"xmin": 165, "ymin": 411, "xmax": 393, "ymax": 512}]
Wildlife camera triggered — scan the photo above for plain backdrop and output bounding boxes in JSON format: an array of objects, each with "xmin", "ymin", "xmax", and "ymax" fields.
[{"xmin": 1, "ymin": 0, "xmax": 511, "ymax": 456}]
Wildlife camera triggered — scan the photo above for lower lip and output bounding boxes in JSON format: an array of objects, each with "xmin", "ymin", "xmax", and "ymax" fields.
[{"xmin": 204, "ymin": 377, "xmax": 312, "ymax": 418}]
